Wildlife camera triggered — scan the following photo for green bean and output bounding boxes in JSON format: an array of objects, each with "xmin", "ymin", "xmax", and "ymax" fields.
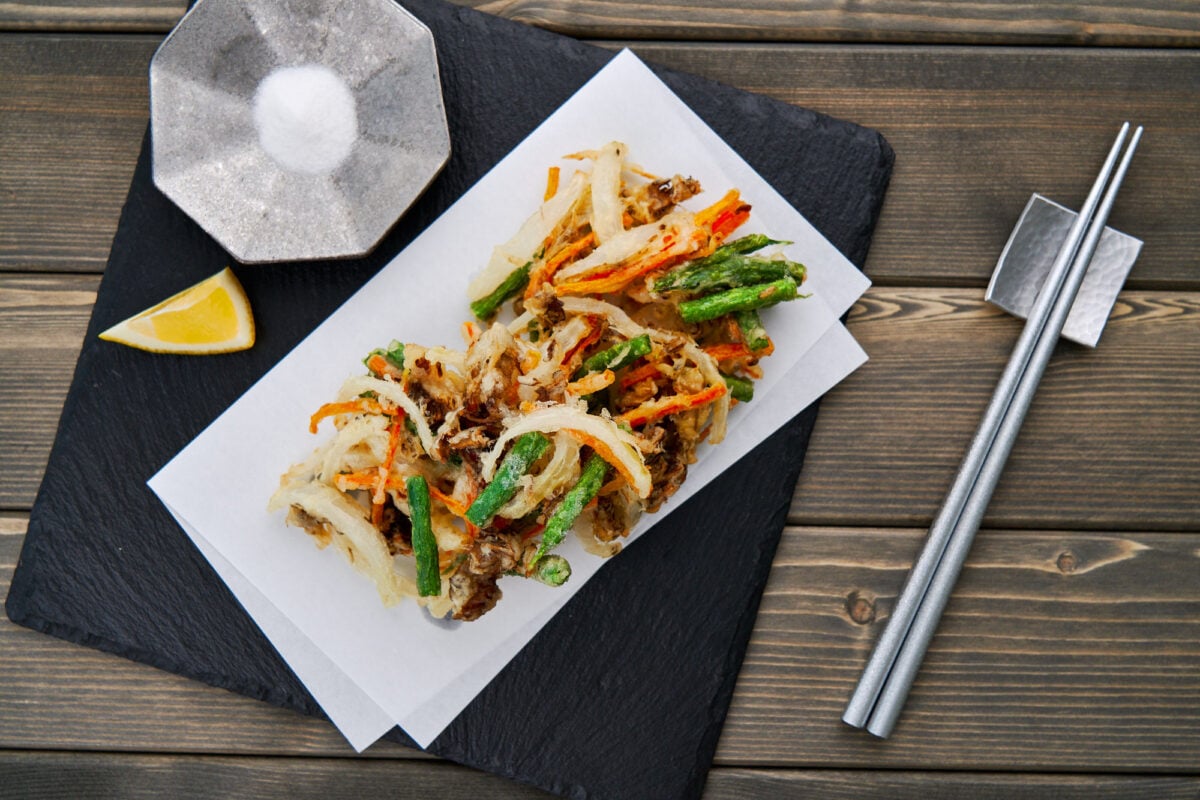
[
  {"xmin": 721, "ymin": 373, "xmax": 754, "ymax": 403},
  {"xmin": 406, "ymin": 475, "xmax": 440, "ymax": 597},
  {"xmin": 678, "ymin": 277, "xmax": 800, "ymax": 324},
  {"xmin": 470, "ymin": 262, "xmax": 530, "ymax": 320},
  {"xmin": 654, "ymin": 255, "xmax": 805, "ymax": 295},
  {"xmin": 533, "ymin": 454, "xmax": 609, "ymax": 564},
  {"xmin": 735, "ymin": 309, "xmax": 770, "ymax": 351},
  {"xmin": 531, "ymin": 554, "xmax": 571, "ymax": 587},
  {"xmin": 576, "ymin": 334, "xmax": 652, "ymax": 378},
  {"xmin": 465, "ymin": 432, "xmax": 551, "ymax": 527},
  {"xmin": 652, "ymin": 234, "xmax": 788, "ymax": 292}
]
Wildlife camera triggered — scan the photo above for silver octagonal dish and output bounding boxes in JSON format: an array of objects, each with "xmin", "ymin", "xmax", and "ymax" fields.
[{"xmin": 150, "ymin": 0, "xmax": 451, "ymax": 263}]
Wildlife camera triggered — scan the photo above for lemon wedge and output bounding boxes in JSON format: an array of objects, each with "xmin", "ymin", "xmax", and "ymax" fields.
[{"xmin": 98, "ymin": 267, "xmax": 255, "ymax": 354}]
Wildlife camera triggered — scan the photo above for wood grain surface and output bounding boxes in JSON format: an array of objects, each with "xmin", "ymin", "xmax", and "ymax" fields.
[
  {"xmin": 1, "ymin": 751, "xmax": 1198, "ymax": 799},
  {"xmin": 2, "ymin": 3, "xmax": 1198, "ymax": 798},
  {"xmin": 4, "ymin": 516, "xmax": 1199, "ymax": 772},
  {"xmin": 4, "ymin": 36, "xmax": 1198, "ymax": 289},
  {"xmin": 4, "ymin": 0, "xmax": 1200, "ymax": 47}
]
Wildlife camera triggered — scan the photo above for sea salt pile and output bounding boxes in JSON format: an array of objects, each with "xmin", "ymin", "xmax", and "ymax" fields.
[{"xmin": 252, "ymin": 64, "xmax": 358, "ymax": 175}]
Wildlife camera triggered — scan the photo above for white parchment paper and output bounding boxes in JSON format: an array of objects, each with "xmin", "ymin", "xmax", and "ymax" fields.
[{"xmin": 149, "ymin": 50, "xmax": 871, "ymax": 751}]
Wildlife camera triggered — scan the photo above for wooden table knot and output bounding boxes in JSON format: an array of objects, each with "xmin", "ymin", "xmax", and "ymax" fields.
[
  {"xmin": 845, "ymin": 589, "xmax": 877, "ymax": 625},
  {"xmin": 1056, "ymin": 550, "xmax": 1079, "ymax": 574}
]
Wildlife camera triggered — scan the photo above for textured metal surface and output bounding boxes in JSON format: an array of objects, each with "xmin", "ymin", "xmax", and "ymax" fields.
[
  {"xmin": 987, "ymin": 194, "xmax": 1142, "ymax": 347},
  {"xmin": 149, "ymin": 0, "xmax": 450, "ymax": 263}
]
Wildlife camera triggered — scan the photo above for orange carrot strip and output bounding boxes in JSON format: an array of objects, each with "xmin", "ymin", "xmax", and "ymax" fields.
[
  {"xmin": 525, "ymin": 231, "xmax": 596, "ymax": 299},
  {"xmin": 711, "ymin": 205, "xmax": 751, "ymax": 241},
  {"xmin": 617, "ymin": 360, "xmax": 662, "ymax": 389},
  {"xmin": 428, "ymin": 485, "xmax": 481, "ymax": 538},
  {"xmin": 702, "ymin": 342, "xmax": 753, "ymax": 362},
  {"xmin": 562, "ymin": 320, "xmax": 603, "ymax": 366},
  {"xmin": 366, "ymin": 353, "xmax": 404, "ymax": 380},
  {"xmin": 693, "ymin": 189, "xmax": 741, "ymax": 230},
  {"xmin": 309, "ymin": 398, "xmax": 387, "ymax": 433},
  {"xmin": 567, "ymin": 368, "xmax": 614, "ymax": 396},
  {"xmin": 334, "ymin": 470, "xmax": 404, "ymax": 492},
  {"xmin": 617, "ymin": 383, "xmax": 727, "ymax": 428},
  {"xmin": 372, "ymin": 415, "xmax": 405, "ymax": 526},
  {"xmin": 564, "ymin": 430, "xmax": 644, "ymax": 495},
  {"xmin": 544, "ymin": 166, "xmax": 560, "ymax": 201},
  {"xmin": 428, "ymin": 485, "xmax": 472, "ymax": 520},
  {"xmin": 554, "ymin": 233, "xmax": 702, "ymax": 296}
]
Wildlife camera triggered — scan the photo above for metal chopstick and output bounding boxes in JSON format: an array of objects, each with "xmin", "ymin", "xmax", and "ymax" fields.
[
  {"xmin": 862, "ymin": 125, "xmax": 1143, "ymax": 737},
  {"xmin": 866, "ymin": 125, "xmax": 1144, "ymax": 734},
  {"xmin": 843, "ymin": 122, "xmax": 1137, "ymax": 733}
]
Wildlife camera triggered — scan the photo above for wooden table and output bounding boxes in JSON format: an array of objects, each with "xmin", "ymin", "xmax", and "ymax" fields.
[{"xmin": 3, "ymin": 2, "xmax": 1199, "ymax": 797}]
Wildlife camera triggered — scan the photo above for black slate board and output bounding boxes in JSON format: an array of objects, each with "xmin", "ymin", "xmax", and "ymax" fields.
[{"xmin": 5, "ymin": 2, "xmax": 893, "ymax": 797}]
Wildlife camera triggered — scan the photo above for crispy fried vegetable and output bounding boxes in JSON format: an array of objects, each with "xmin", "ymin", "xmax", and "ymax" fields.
[
  {"xmin": 470, "ymin": 263, "xmax": 531, "ymax": 320},
  {"xmin": 678, "ymin": 277, "xmax": 800, "ymax": 324},
  {"xmin": 466, "ymin": 432, "xmax": 551, "ymax": 527},
  {"xmin": 533, "ymin": 453, "xmax": 609, "ymax": 564},
  {"xmin": 721, "ymin": 373, "xmax": 754, "ymax": 402},
  {"xmin": 406, "ymin": 475, "xmax": 441, "ymax": 597},
  {"xmin": 735, "ymin": 309, "xmax": 770, "ymax": 351},
  {"xmin": 654, "ymin": 255, "xmax": 805, "ymax": 295},
  {"xmin": 274, "ymin": 141, "xmax": 813, "ymax": 621},
  {"xmin": 531, "ymin": 554, "xmax": 571, "ymax": 586},
  {"xmin": 576, "ymin": 334, "xmax": 652, "ymax": 377}
]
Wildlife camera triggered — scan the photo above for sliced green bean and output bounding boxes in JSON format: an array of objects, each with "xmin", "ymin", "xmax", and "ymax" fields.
[
  {"xmin": 678, "ymin": 277, "xmax": 800, "ymax": 324},
  {"xmin": 576, "ymin": 334, "xmax": 652, "ymax": 378},
  {"xmin": 735, "ymin": 309, "xmax": 770, "ymax": 351},
  {"xmin": 531, "ymin": 554, "xmax": 571, "ymax": 587},
  {"xmin": 721, "ymin": 373, "xmax": 754, "ymax": 403},
  {"xmin": 654, "ymin": 255, "xmax": 805, "ymax": 295},
  {"xmin": 533, "ymin": 453, "xmax": 609, "ymax": 564},
  {"xmin": 470, "ymin": 262, "xmax": 531, "ymax": 320},
  {"xmin": 406, "ymin": 475, "xmax": 440, "ymax": 597},
  {"xmin": 465, "ymin": 432, "xmax": 551, "ymax": 527},
  {"xmin": 652, "ymin": 234, "xmax": 788, "ymax": 292}
]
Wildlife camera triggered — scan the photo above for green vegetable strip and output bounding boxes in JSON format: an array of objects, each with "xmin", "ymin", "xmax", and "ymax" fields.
[
  {"xmin": 465, "ymin": 432, "xmax": 551, "ymax": 526},
  {"xmin": 652, "ymin": 234, "xmax": 786, "ymax": 291},
  {"xmin": 678, "ymin": 277, "xmax": 800, "ymax": 324},
  {"xmin": 576, "ymin": 334, "xmax": 652, "ymax": 378},
  {"xmin": 735, "ymin": 309, "xmax": 770, "ymax": 351},
  {"xmin": 654, "ymin": 255, "xmax": 805, "ymax": 295},
  {"xmin": 531, "ymin": 554, "xmax": 571, "ymax": 587},
  {"xmin": 364, "ymin": 339, "xmax": 405, "ymax": 371},
  {"xmin": 533, "ymin": 454, "xmax": 609, "ymax": 564},
  {"xmin": 721, "ymin": 373, "xmax": 755, "ymax": 403},
  {"xmin": 470, "ymin": 262, "xmax": 531, "ymax": 320},
  {"xmin": 406, "ymin": 475, "xmax": 440, "ymax": 597}
]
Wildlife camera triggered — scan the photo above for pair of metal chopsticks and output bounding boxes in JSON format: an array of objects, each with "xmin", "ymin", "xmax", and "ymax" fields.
[{"xmin": 843, "ymin": 122, "xmax": 1144, "ymax": 739}]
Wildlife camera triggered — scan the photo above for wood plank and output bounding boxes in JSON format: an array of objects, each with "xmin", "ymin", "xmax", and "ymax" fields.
[
  {"xmin": 791, "ymin": 287, "xmax": 1200, "ymax": 530},
  {"xmin": 2, "ymin": 752, "xmax": 1198, "ymax": 800},
  {"xmin": 468, "ymin": 0, "xmax": 1200, "ymax": 47},
  {"xmin": 4, "ymin": 0, "xmax": 1200, "ymax": 48},
  {"xmin": 4, "ymin": 275, "xmax": 1197, "ymax": 531},
  {"xmin": 4, "ymin": 35, "xmax": 1199, "ymax": 288},
  {"xmin": 720, "ymin": 525, "xmax": 1200, "ymax": 770},
  {"xmin": 4, "ymin": 516, "xmax": 1199, "ymax": 769},
  {"xmin": 0, "ymin": 35, "xmax": 155, "ymax": 271},
  {"xmin": 0, "ymin": 275, "xmax": 98, "ymax": 509},
  {"xmin": 0, "ymin": 1, "xmax": 182, "ymax": 32}
]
